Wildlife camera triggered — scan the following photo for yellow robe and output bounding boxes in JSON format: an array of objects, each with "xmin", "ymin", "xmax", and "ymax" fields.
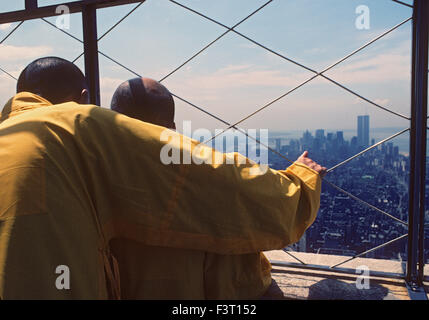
[{"xmin": 0, "ymin": 92, "xmax": 321, "ymax": 299}]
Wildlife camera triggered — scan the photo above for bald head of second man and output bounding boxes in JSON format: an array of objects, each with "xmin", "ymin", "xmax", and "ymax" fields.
[{"xmin": 111, "ymin": 77, "xmax": 175, "ymax": 130}]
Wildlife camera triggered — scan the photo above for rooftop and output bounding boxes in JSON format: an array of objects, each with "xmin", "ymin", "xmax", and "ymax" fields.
[{"xmin": 265, "ymin": 250, "xmax": 429, "ymax": 300}]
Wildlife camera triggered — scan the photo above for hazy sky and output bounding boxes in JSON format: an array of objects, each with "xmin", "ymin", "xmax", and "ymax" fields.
[{"xmin": 0, "ymin": 0, "xmax": 415, "ymax": 135}]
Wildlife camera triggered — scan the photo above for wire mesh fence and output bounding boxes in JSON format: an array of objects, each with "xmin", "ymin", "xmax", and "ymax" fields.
[{"xmin": 0, "ymin": 0, "xmax": 427, "ymax": 281}]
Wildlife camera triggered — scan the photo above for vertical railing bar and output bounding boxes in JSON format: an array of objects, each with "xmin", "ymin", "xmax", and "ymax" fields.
[
  {"xmin": 407, "ymin": 0, "xmax": 418, "ymax": 286},
  {"xmin": 416, "ymin": 0, "xmax": 428, "ymax": 286},
  {"xmin": 82, "ymin": 4, "xmax": 101, "ymax": 106},
  {"xmin": 407, "ymin": 0, "xmax": 428, "ymax": 286},
  {"xmin": 25, "ymin": 0, "xmax": 38, "ymax": 10}
]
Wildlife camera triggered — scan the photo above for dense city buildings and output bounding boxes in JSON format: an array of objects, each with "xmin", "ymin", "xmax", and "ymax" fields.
[
  {"xmin": 266, "ymin": 116, "xmax": 429, "ymax": 263},
  {"xmin": 210, "ymin": 116, "xmax": 428, "ymax": 263}
]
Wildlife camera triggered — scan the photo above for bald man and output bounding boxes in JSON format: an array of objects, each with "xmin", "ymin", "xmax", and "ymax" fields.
[
  {"xmin": 110, "ymin": 78, "xmax": 205, "ymax": 299},
  {"xmin": 109, "ymin": 78, "xmax": 324, "ymax": 299},
  {"xmin": 0, "ymin": 55, "xmax": 324, "ymax": 300},
  {"xmin": 111, "ymin": 77, "xmax": 175, "ymax": 130}
]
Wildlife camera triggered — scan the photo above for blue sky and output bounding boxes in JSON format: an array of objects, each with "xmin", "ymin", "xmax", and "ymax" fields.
[{"xmin": 0, "ymin": 0, "xmax": 416, "ymax": 135}]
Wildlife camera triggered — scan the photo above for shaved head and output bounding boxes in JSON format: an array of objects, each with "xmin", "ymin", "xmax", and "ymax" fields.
[
  {"xmin": 17, "ymin": 56, "xmax": 89, "ymax": 105},
  {"xmin": 111, "ymin": 78, "xmax": 175, "ymax": 129}
]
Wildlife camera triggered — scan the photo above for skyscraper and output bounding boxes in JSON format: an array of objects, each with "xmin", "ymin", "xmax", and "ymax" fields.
[
  {"xmin": 336, "ymin": 131, "xmax": 344, "ymax": 144},
  {"xmin": 315, "ymin": 129, "xmax": 325, "ymax": 140},
  {"xmin": 275, "ymin": 138, "xmax": 281, "ymax": 152},
  {"xmin": 357, "ymin": 115, "xmax": 370, "ymax": 148}
]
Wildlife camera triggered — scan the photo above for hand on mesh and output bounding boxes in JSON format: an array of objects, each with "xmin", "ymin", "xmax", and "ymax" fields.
[{"xmin": 296, "ymin": 151, "xmax": 327, "ymax": 178}]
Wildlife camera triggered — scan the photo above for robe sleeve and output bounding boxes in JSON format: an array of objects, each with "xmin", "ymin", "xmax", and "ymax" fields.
[{"xmin": 77, "ymin": 107, "xmax": 322, "ymax": 254}]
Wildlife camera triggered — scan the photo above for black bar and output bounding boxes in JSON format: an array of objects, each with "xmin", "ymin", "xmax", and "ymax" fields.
[
  {"xmin": 0, "ymin": 0, "xmax": 142, "ymax": 24},
  {"xmin": 407, "ymin": 0, "xmax": 429, "ymax": 286},
  {"xmin": 82, "ymin": 4, "xmax": 100, "ymax": 106},
  {"xmin": 25, "ymin": 0, "xmax": 38, "ymax": 10}
]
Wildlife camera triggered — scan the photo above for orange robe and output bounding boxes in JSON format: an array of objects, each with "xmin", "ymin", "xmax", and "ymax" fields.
[{"xmin": 0, "ymin": 92, "xmax": 321, "ymax": 299}]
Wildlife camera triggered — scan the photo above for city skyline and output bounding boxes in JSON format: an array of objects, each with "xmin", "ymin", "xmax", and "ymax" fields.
[
  {"xmin": 267, "ymin": 115, "xmax": 415, "ymax": 261},
  {"xmin": 266, "ymin": 114, "xmax": 410, "ymax": 155}
]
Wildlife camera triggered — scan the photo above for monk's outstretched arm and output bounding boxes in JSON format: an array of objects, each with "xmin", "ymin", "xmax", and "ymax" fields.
[{"xmin": 80, "ymin": 108, "xmax": 323, "ymax": 254}]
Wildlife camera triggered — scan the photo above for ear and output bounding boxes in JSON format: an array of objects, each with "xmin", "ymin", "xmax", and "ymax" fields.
[{"xmin": 79, "ymin": 89, "xmax": 90, "ymax": 104}]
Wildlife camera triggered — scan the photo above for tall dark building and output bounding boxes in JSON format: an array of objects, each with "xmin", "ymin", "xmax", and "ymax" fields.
[
  {"xmin": 357, "ymin": 115, "xmax": 370, "ymax": 148},
  {"xmin": 336, "ymin": 131, "xmax": 344, "ymax": 144},
  {"xmin": 315, "ymin": 129, "xmax": 325, "ymax": 140}
]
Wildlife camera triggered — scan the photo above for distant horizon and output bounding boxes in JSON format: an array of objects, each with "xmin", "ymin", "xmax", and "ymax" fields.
[
  {"xmin": 268, "ymin": 126, "xmax": 409, "ymax": 134},
  {"xmin": 267, "ymin": 126, "xmax": 411, "ymax": 152},
  {"xmin": 190, "ymin": 125, "xmax": 412, "ymax": 155}
]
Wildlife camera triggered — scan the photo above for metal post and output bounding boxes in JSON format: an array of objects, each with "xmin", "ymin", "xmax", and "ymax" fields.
[
  {"xmin": 407, "ymin": 0, "xmax": 428, "ymax": 287},
  {"xmin": 0, "ymin": 1, "xmax": 143, "ymax": 25},
  {"xmin": 82, "ymin": 4, "xmax": 101, "ymax": 106},
  {"xmin": 25, "ymin": 0, "xmax": 38, "ymax": 10}
]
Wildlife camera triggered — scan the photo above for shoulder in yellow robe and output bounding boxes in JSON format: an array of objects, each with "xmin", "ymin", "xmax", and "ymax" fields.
[{"xmin": 0, "ymin": 92, "xmax": 321, "ymax": 299}]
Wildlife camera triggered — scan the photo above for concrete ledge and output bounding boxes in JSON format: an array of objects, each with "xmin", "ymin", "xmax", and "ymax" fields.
[{"xmin": 264, "ymin": 250, "xmax": 429, "ymax": 300}]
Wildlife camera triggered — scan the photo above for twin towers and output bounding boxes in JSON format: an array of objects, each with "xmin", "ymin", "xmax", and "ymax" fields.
[{"xmin": 357, "ymin": 115, "xmax": 370, "ymax": 148}]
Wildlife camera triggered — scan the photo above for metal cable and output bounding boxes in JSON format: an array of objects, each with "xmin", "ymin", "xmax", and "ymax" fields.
[
  {"xmin": 0, "ymin": 66, "xmax": 16, "ymax": 80},
  {"xmin": 330, "ymin": 233, "xmax": 408, "ymax": 268},
  {"xmin": 40, "ymin": 17, "xmax": 297, "ymax": 166},
  {"xmin": 97, "ymin": 1, "xmax": 145, "ymax": 42},
  {"xmin": 283, "ymin": 249, "xmax": 307, "ymax": 265},
  {"xmin": 169, "ymin": 0, "xmax": 411, "ymax": 139},
  {"xmin": 69, "ymin": 1, "xmax": 146, "ymax": 63},
  {"xmin": 200, "ymin": 74, "xmax": 319, "ymax": 146},
  {"xmin": 40, "ymin": 18, "xmax": 85, "ymax": 64},
  {"xmin": 171, "ymin": 0, "xmax": 411, "ymax": 78},
  {"xmin": 97, "ymin": 51, "xmax": 300, "ymax": 167},
  {"xmin": 42, "ymin": 18, "xmax": 82, "ymax": 42},
  {"xmin": 159, "ymin": 0, "xmax": 273, "ymax": 82},
  {"xmin": 97, "ymin": 48, "xmax": 297, "ymax": 164},
  {"xmin": 318, "ymin": 18, "xmax": 412, "ymax": 74},
  {"xmin": 196, "ymin": 16, "xmax": 412, "ymax": 147},
  {"xmin": 45, "ymin": 0, "xmax": 411, "ymax": 128},
  {"xmin": 169, "ymin": 0, "xmax": 317, "ymax": 74},
  {"xmin": 37, "ymin": 1, "xmax": 417, "ymax": 262},
  {"xmin": 0, "ymin": 15, "xmax": 303, "ymax": 268},
  {"xmin": 43, "ymin": 18, "xmax": 410, "ymax": 230},
  {"xmin": 320, "ymin": 74, "xmax": 410, "ymax": 120},
  {"xmin": 391, "ymin": 0, "xmax": 413, "ymax": 8},
  {"xmin": 0, "ymin": 21, "xmax": 24, "ymax": 45},
  {"xmin": 35, "ymin": 19, "xmax": 246, "ymax": 138},
  {"xmin": 72, "ymin": 52, "xmax": 83, "ymax": 64},
  {"xmin": 0, "ymin": 21, "xmax": 25, "ymax": 80},
  {"xmin": 322, "ymin": 179, "xmax": 409, "ymax": 227}
]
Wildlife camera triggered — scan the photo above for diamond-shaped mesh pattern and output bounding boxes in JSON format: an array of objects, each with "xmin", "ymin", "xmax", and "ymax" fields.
[{"xmin": 0, "ymin": 0, "xmax": 421, "ymax": 270}]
